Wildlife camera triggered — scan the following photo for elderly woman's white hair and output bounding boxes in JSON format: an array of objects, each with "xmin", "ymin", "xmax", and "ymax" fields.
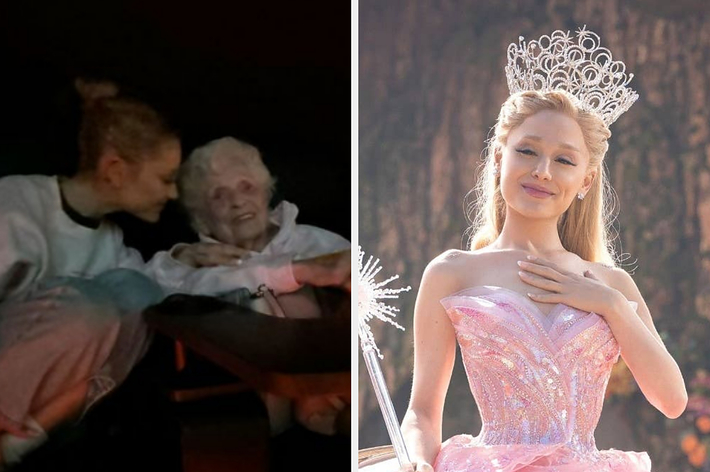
[{"xmin": 179, "ymin": 136, "xmax": 277, "ymax": 234}]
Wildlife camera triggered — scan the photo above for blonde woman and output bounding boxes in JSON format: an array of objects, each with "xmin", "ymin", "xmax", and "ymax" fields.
[
  {"xmin": 0, "ymin": 80, "xmax": 241, "ymax": 467},
  {"xmin": 382, "ymin": 29, "xmax": 686, "ymax": 472}
]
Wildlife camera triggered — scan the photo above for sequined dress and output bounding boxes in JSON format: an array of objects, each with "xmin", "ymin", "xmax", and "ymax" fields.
[{"xmin": 433, "ymin": 285, "xmax": 651, "ymax": 471}]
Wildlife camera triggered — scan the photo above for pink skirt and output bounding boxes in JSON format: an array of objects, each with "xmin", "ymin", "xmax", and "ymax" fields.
[{"xmin": 434, "ymin": 434, "xmax": 652, "ymax": 472}]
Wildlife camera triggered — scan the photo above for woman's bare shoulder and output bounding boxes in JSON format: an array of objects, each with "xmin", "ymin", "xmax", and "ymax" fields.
[
  {"xmin": 423, "ymin": 250, "xmax": 466, "ymax": 282},
  {"xmin": 422, "ymin": 249, "xmax": 500, "ymax": 292},
  {"xmin": 426, "ymin": 248, "xmax": 498, "ymax": 272},
  {"xmin": 585, "ymin": 261, "xmax": 642, "ymax": 300}
]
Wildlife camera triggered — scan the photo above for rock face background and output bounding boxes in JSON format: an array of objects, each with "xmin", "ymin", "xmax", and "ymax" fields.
[{"xmin": 359, "ymin": 1, "xmax": 710, "ymax": 470}]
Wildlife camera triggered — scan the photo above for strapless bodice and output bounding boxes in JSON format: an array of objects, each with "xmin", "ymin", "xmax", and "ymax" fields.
[{"xmin": 434, "ymin": 285, "xmax": 650, "ymax": 471}]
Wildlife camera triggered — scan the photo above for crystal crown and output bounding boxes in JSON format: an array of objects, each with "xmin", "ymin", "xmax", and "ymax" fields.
[{"xmin": 505, "ymin": 26, "xmax": 638, "ymax": 127}]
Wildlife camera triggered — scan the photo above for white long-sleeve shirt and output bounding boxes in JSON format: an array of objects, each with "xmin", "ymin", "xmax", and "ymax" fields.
[
  {"xmin": 0, "ymin": 175, "xmax": 187, "ymax": 301},
  {"xmin": 159, "ymin": 200, "xmax": 350, "ymax": 296}
]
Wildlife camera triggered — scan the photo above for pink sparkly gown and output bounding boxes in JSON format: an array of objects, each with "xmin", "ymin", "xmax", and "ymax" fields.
[{"xmin": 432, "ymin": 285, "xmax": 651, "ymax": 471}]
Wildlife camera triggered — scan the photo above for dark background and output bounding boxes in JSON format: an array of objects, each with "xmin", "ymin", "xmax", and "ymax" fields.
[
  {"xmin": 0, "ymin": 0, "xmax": 351, "ymax": 257},
  {"xmin": 0, "ymin": 2, "xmax": 351, "ymax": 470}
]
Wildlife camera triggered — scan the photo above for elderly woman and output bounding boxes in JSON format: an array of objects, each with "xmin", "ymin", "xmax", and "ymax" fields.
[
  {"xmin": 170, "ymin": 137, "xmax": 350, "ymax": 301},
  {"xmin": 165, "ymin": 136, "xmax": 350, "ymax": 435}
]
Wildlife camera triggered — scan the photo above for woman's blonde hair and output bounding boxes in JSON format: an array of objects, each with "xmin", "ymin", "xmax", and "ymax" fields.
[
  {"xmin": 75, "ymin": 78, "xmax": 176, "ymax": 172},
  {"xmin": 467, "ymin": 90, "xmax": 618, "ymax": 265}
]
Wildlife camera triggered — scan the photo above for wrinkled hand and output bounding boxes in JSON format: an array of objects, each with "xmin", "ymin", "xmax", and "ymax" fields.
[
  {"xmin": 292, "ymin": 250, "xmax": 351, "ymax": 291},
  {"xmin": 172, "ymin": 242, "xmax": 251, "ymax": 268},
  {"xmin": 517, "ymin": 256, "xmax": 622, "ymax": 317}
]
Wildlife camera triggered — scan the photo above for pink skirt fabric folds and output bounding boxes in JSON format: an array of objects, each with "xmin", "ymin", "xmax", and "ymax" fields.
[{"xmin": 434, "ymin": 434, "xmax": 652, "ymax": 472}]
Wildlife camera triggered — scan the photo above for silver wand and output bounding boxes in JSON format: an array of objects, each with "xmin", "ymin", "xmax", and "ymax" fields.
[{"xmin": 358, "ymin": 247, "xmax": 413, "ymax": 470}]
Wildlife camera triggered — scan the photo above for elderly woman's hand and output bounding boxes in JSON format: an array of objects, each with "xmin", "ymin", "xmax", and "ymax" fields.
[
  {"xmin": 172, "ymin": 242, "xmax": 251, "ymax": 268},
  {"xmin": 292, "ymin": 250, "xmax": 351, "ymax": 291}
]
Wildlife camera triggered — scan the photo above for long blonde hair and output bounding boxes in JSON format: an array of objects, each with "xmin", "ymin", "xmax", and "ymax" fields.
[{"xmin": 467, "ymin": 90, "xmax": 618, "ymax": 265}]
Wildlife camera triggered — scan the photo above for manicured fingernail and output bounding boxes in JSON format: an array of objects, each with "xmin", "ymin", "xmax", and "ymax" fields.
[
  {"xmin": 527, "ymin": 255, "xmax": 536, "ymax": 260},
  {"xmin": 528, "ymin": 292, "xmax": 535, "ymax": 297},
  {"xmin": 518, "ymin": 271, "xmax": 525, "ymax": 276}
]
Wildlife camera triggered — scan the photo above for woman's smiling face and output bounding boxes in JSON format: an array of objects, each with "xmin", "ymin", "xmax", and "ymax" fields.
[
  {"xmin": 200, "ymin": 166, "xmax": 272, "ymax": 250},
  {"xmin": 497, "ymin": 109, "xmax": 596, "ymax": 220}
]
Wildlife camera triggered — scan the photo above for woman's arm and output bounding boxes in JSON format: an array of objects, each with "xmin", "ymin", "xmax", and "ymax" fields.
[
  {"xmin": 604, "ymin": 267, "xmax": 687, "ymax": 419},
  {"xmin": 126, "ymin": 224, "xmax": 350, "ymax": 294},
  {"xmin": 401, "ymin": 255, "xmax": 460, "ymax": 469}
]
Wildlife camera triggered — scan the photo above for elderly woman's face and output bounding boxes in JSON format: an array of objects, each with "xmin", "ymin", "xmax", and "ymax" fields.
[{"xmin": 200, "ymin": 167, "xmax": 271, "ymax": 250}]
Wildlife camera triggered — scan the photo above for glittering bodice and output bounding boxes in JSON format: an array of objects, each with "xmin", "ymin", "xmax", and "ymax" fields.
[{"xmin": 441, "ymin": 285, "xmax": 631, "ymax": 455}]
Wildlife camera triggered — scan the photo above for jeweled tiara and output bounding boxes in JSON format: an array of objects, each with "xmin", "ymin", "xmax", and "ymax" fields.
[{"xmin": 505, "ymin": 26, "xmax": 638, "ymax": 127}]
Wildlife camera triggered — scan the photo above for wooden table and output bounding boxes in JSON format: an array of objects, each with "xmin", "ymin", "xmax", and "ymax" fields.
[{"xmin": 144, "ymin": 291, "xmax": 351, "ymax": 397}]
